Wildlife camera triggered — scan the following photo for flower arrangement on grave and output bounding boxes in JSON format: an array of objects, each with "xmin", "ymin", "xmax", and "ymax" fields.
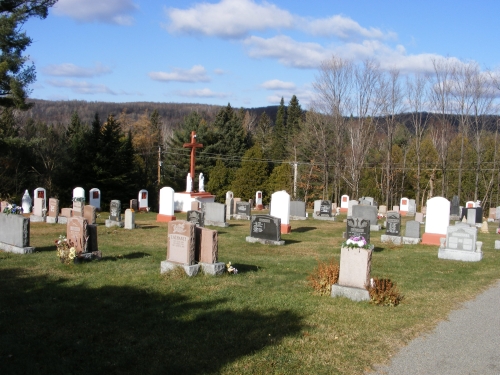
[
  {"xmin": 3, "ymin": 203, "xmax": 23, "ymax": 215},
  {"xmin": 56, "ymin": 235, "xmax": 77, "ymax": 264},
  {"xmin": 341, "ymin": 236, "xmax": 370, "ymax": 249},
  {"xmin": 226, "ymin": 261, "xmax": 238, "ymax": 274}
]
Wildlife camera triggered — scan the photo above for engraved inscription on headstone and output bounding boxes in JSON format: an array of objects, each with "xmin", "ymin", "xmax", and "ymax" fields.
[
  {"xmin": 346, "ymin": 217, "xmax": 370, "ymax": 243},
  {"xmin": 385, "ymin": 212, "xmax": 401, "ymax": 236},
  {"xmin": 319, "ymin": 200, "xmax": 332, "ymax": 217},
  {"xmin": 250, "ymin": 215, "xmax": 281, "ymax": 242},
  {"xmin": 186, "ymin": 210, "xmax": 204, "ymax": 227}
]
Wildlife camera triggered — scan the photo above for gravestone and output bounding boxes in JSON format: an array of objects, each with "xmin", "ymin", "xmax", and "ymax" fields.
[
  {"xmin": 105, "ymin": 200, "xmax": 124, "ymax": 228},
  {"xmin": 346, "ymin": 217, "xmax": 370, "ymax": 244},
  {"xmin": 21, "ymin": 190, "xmax": 32, "ymax": 214},
  {"xmin": 313, "ymin": 200, "xmax": 335, "ymax": 221},
  {"xmin": 415, "ymin": 212, "xmax": 424, "ymax": 223},
  {"xmin": 234, "ymin": 201, "xmax": 251, "ymax": 220},
  {"xmin": 89, "ymin": 188, "xmax": 101, "ymax": 211},
  {"xmin": 465, "ymin": 201, "xmax": 475, "ymax": 209},
  {"xmin": 225, "ymin": 191, "xmax": 234, "ymax": 220},
  {"xmin": 232, "ymin": 198, "xmax": 242, "ymax": 214},
  {"xmin": 130, "ymin": 199, "xmax": 138, "ymax": 211},
  {"xmin": 290, "ymin": 201, "xmax": 307, "ymax": 220},
  {"xmin": 467, "ymin": 208, "xmax": 476, "ymax": 226},
  {"xmin": 83, "ymin": 205, "xmax": 97, "ymax": 225},
  {"xmin": 340, "ymin": 194, "xmax": 349, "ymax": 213},
  {"xmin": 203, "ymin": 202, "xmax": 228, "ymax": 227},
  {"xmin": 269, "ymin": 190, "xmax": 291, "ymax": 234},
  {"xmin": 124, "ymin": 209, "xmax": 135, "ymax": 229},
  {"xmin": 246, "ymin": 215, "xmax": 284, "ymax": 245},
  {"xmin": 157, "ymin": 187, "xmax": 176, "ymax": 222},
  {"xmin": 347, "ymin": 200, "xmax": 358, "ymax": 217},
  {"xmin": 407, "ymin": 199, "xmax": 416, "ymax": 216},
  {"xmin": 480, "ymin": 221, "xmax": 489, "ymax": 233},
  {"xmin": 33, "ymin": 187, "xmax": 47, "ymax": 211},
  {"xmin": 73, "ymin": 187, "xmax": 85, "ymax": 201},
  {"xmin": 359, "ymin": 196, "xmax": 377, "ymax": 207},
  {"xmin": 196, "ymin": 227, "xmax": 225, "ymax": 275},
  {"xmin": 488, "ymin": 208, "xmax": 496, "ymax": 221},
  {"xmin": 438, "ymin": 223, "xmax": 482, "ymax": 261},
  {"xmin": 450, "ymin": 195, "xmax": 460, "ymax": 218},
  {"xmin": 422, "ymin": 197, "xmax": 450, "ymax": 245},
  {"xmin": 30, "ymin": 197, "xmax": 45, "ymax": 222},
  {"xmin": 0, "ymin": 213, "xmax": 34, "ymax": 253},
  {"xmin": 161, "ymin": 221, "xmax": 199, "ymax": 276},
  {"xmin": 332, "ymin": 244, "xmax": 373, "ymax": 302},
  {"xmin": 381, "ymin": 211, "xmax": 401, "ymax": 244},
  {"xmin": 191, "ymin": 201, "xmax": 200, "ymax": 211},
  {"xmin": 86, "ymin": 224, "xmax": 100, "ymax": 256},
  {"xmin": 352, "ymin": 205, "xmax": 379, "ymax": 230},
  {"xmin": 255, "ymin": 191, "xmax": 263, "ymax": 210},
  {"xmin": 46, "ymin": 198, "xmax": 59, "ymax": 224},
  {"xmin": 378, "ymin": 205, "xmax": 387, "ymax": 216},
  {"xmin": 403, "ymin": 220, "xmax": 421, "ymax": 244},
  {"xmin": 392, "ymin": 205, "xmax": 400, "ymax": 213},
  {"xmin": 186, "ymin": 210, "xmax": 204, "ymax": 227},
  {"xmin": 496, "ymin": 206, "xmax": 500, "ymax": 220},
  {"xmin": 400, "ymin": 197, "xmax": 409, "ymax": 215},
  {"xmin": 67, "ymin": 216, "xmax": 88, "ymax": 254},
  {"xmin": 138, "ymin": 189, "xmax": 148, "ymax": 211}
]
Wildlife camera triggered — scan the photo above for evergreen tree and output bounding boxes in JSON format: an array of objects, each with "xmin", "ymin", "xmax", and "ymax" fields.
[
  {"xmin": 267, "ymin": 163, "xmax": 293, "ymax": 196},
  {"xmin": 287, "ymin": 95, "xmax": 303, "ymax": 137},
  {"xmin": 270, "ymin": 97, "xmax": 287, "ymax": 162},
  {"xmin": 0, "ymin": 0, "xmax": 57, "ymax": 109},
  {"xmin": 255, "ymin": 112, "xmax": 273, "ymax": 157},
  {"xmin": 230, "ymin": 144, "xmax": 269, "ymax": 201},
  {"xmin": 205, "ymin": 158, "xmax": 230, "ymax": 202}
]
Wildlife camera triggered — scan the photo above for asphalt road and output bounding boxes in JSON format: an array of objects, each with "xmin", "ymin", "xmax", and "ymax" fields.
[{"xmin": 369, "ymin": 279, "xmax": 500, "ymax": 375}]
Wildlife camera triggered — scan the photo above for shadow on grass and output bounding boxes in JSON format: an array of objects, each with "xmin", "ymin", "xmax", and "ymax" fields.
[
  {"xmin": 292, "ymin": 226, "xmax": 317, "ymax": 233},
  {"xmin": 34, "ymin": 245, "xmax": 56, "ymax": 253},
  {"xmin": 138, "ymin": 225, "xmax": 159, "ymax": 230},
  {"xmin": 284, "ymin": 239, "xmax": 301, "ymax": 245},
  {"xmin": 234, "ymin": 263, "xmax": 260, "ymax": 273},
  {"xmin": 0, "ymin": 268, "xmax": 304, "ymax": 375},
  {"xmin": 373, "ymin": 246, "xmax": 384, "ymax": 252},
  {"xmin": 101, "ymin": 252, "xmax": 152, "ymax": 261}
]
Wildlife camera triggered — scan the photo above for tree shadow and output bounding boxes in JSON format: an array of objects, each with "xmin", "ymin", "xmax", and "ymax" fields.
[
  {"xmin": 137, "ymin": 225, "xmax": 159, "ymax": 230},
  {"xmin": 101, "ymin": 252, "xmax": 152, "ymax": 261},
  {"xmin": 0, "ymin": 268, "xmax": 304, "ymax": 375},
  {"xmin": 292, "ymin": 226, "xmax": 317, "ymax": 233}
]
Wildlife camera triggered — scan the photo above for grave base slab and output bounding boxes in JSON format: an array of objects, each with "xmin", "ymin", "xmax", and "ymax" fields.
[
  {"xmin": 331, "ymin": 284, "xmax": 370, "ymax": 302},
  {"xmin": 232, "ymin": 214, "xmax": 250, "ymax": 220},
  {"xmin": 160, "ymin": 261, "xmax": 200, "ymax": 276},
  {"xmin": 46, "ymin": 216, "xmax": 58, "ymax": 224},
  {"xmin": 204, "ymin": 219, "xmax": 228, "ymax": 227},
  {"xmin": 280, "ymin": 223, "xmax": 291, "ymax": 234},
  {"xmin": 402, "ymin": 237, "xmax": 421, "ymax": 245},
  {"xmin": 438, "ymin": 248, "xmax": 483, "ymax": 262},
  {"xmin": 421, "ymin": 232, "xmax": 446, "ymax": 245},
  {"xmin": 370, "ymin": 225, "xmax": 381, "ymax": 231},
  {"xmin": 29, "ymin": 215, "xmax": 45, "ymax": 223},
  {"xmin": 57, "ymin": 216, "xmax": 68, "ymax": 225},
  {"xmin": 380, "ymin": 235, "xmax": 402, "ymax": 245},
  {"xmin": 156, "ymin": 214, "xmax": 176, "ymax": 223},
  {"xmin": 0, "ymin": 241, "xmax": 34, "ymax": 254},
  {"xmin": 312, "ymin": 214, "xmax": 335, "ymax": 221},
  {"xmin": 290, "ymin": 215, "xmax": 307, "ymax": 221},
  {"xmin": 105, "ymin": 219, "xmax": 124, "ymax": 228},
  {"xmin": 245, "ymin": 236, "xmax": 285, "ymax": 246},
  {"xmin": 200, "ymin": 262, "xmax": 225, "ymax": 275}
]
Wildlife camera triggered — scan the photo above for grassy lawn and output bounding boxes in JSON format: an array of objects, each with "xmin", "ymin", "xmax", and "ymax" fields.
[{"xmin": 1, "ymin": 212, "xmax": 499, "ymax": 374}]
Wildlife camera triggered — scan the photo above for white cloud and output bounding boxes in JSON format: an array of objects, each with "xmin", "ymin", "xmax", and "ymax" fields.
[
  {"xmin": 244, "ymin": 35, "xmax": 330, "ymax": 68},
  {"xmin": 42, "ymin": 63, "xmax": 112, "ymax": 77},
  {"xmin": 53, "ymin": 0, "xmax": 138, "ymax": 25},
  {"xmin": 165, "ymin": 0, "xmax": 294, "ymax": 38},
  {"xmin": 261, "ymin": 79, "xmax": 296, "ymax": 90},
  {"xmin": 175, "ymin": 88, "xmax": 229, "ymax": 98},
  {"xmin": 304, "ymin": 15, "xmax": 394, "ymax": 40},
  {"xmin": 149, "ymin": 65, "xmax": 210, "ymax": 83},
  {"xmin": 46, "ymin": 79, "xmax": 116, "ymax": 95},
  {"xmin": 214, "ymin": 69, "xmax": 226, "ymax": 75}
]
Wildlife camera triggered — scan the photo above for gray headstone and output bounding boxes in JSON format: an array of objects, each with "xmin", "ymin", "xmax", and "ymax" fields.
[
  {"xmin": 204, "ymin": 202, "xmax": 227, "ymax": 226},
  {"xmin": 346, "ymin": 217, "xmax": 370, "ymax": 243},
  {"xmin": 249, "ymin": 215, "xmax": 281, "ymax": 242},
  {"xmin": 0, "ymin": 213, "xmax": 30, "ymax": 248},
  {"xmin": 405, "ymin": 221, "xmax": 421, "ymax": 238},
  {"xmin": 385, "ymin": 212, "xmax": 401, "ymax": 236},
  {"xmin": 186, "ymin": 210, "xmax": 204, "ymax": 227},
  {"xmin": 235, "ymin": 202, "xmax": 251, "ymax": 218},
  {"xmin": 446, "ymin": 224, "xmax": 477, "ymax": 251},
  {"xmin": 347, "ymin": 200, "xmax": 358, "ymax": 217},
  {"xmin": 110, "ymin": 200, "xmax": 121, "ymax": 221},
  {"xmin": 496, "ymin": 206, "xmax": 500, "ymax": 220},
  {"xmin": 408, "ymin": 199, "xmax": 416, "ymax": 214},
  {"xmin": 467, "ymin": 208, "xmax": 476, "ymax": 226},
  {"xmin": 415, "ymin": 212, "xmax": 424, "ymax": 223},
  {"xmin": 450, "ymin": 195, "xmax": 460, "ymax": 216},
  {"xmin": 124, "ymin": 209, "xmax": 135, "ymax": 229},
  {"xmin": 290, "ymin": 201, "xmax": 306, "ymax": 217},
  {"xmin": 352, "ymin": 205, "xmax": 378, "ymax": 226}
]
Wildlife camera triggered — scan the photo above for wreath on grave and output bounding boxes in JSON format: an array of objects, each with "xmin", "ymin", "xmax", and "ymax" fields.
[
  {"xmin": 341, "ymin": 236, "xmax": 371, "ymax": 249},
  {"xmin": 2, "ymin": 203, "xmax": 23, "ymax": 215},
  {"xmin": 55, "ymin": 235, "xmax": 77, "ymax": 265}
]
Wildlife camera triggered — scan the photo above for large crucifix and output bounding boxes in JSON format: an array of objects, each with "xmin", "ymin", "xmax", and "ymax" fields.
[{"xmin": 183, "ymin": 131, "xmax": 203, "ymax": 182}]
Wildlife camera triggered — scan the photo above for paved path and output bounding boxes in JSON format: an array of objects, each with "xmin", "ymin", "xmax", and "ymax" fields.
[{"xmin": 370, "ymin": 280, "xmax": 500, "ymax": 375}]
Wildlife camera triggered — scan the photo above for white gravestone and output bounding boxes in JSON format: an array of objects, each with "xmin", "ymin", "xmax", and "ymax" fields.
[
  {"xmin": 89, "ymin": 188, "xmax": 101, "ymax": 211},
  {"xmin": 138, "ymin": 189, "xmax": 148, "ymax": 211},
  {"xmin": 73, "ymin": 187, "xmax": 85, "ymax": 201},
  {"xmin": 255, "ymin": 191, "xmax": 263, "ymax": 209},
  {"xmin": 422, "ymin": 197, "xmax": 450, "ymax": 245},
  {"xmin": 33, "ymin": 187, "xmax": 47, "ymax": 210},
  {"xmin": 340, "ymin": 194, "xmax": 349, "ymax": 213},
  {"xmin": 157, "ymin": 187, "xmax": 176, "ymax": 222},
  {"xmin": 269, "ymin": 190, "xmax": 291, "ymax": 234}
]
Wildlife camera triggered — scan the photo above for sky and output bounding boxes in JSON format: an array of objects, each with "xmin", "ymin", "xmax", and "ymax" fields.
[{"xmin": 23, "ymin": 0, "xmax": 500, "ymax": 109}]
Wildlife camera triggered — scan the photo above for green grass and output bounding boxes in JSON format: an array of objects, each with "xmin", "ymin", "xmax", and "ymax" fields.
[{"xmin": 1, "ymin": 212, "xmax": 499, "ymax": 375}]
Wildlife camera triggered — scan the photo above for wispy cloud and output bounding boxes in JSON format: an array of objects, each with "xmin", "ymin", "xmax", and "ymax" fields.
[
  {"xmin": 53, "ymin": 0, "xmax": 138, "ymax": 26},
  {"xmin": 261, "ymin": 79, "xmax": 296, "ymax": 90},
  {"xmin": 175, "ymin": 88, "xmax": 229, "ymax": 98},
  {"xmin": 149, "ymin": 65, "xmax": 210, "ymax": 83},
  {"xmin": 46, "ymin": 79, "xmax": 116, "ymax": 95},
  {"xmin": 42, "ymin": 63, "xmax": 112, "ymax": 77}
]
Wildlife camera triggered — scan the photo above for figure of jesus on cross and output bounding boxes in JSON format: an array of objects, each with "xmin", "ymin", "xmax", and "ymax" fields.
[{"xmin": 183, "ymin": 131, "xmax": 203, "ymax": 191}]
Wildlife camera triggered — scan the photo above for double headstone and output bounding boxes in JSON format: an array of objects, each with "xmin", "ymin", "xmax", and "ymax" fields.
[
  {"xmin": 246, "ymin": 215, "xmax": 284, "ymax": 245},
  {"xmin": 438, "ymin": 223, "xmax": 482, "ymax": 262},
  {"xmin": 161, "ymin": 221, "xmax": 199, "ymax": 276}
]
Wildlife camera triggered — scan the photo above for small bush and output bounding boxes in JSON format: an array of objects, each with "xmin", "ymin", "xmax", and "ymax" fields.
[
  {"xmin": 367, "ymin": 277, "xmax": 404, "ymax": 306},
  {"xmin": 307, "ymin": 258, "xmax": 340, "ymax": 296}
]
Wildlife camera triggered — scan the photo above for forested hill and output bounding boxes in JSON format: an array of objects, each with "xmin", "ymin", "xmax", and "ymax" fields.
[{"xmin": 19, "ymin": 99, "xmax": 279, "ymax": 129}]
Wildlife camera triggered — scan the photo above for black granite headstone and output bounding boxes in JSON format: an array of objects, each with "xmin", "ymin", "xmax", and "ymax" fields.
[
  {"xmin": 346, "ymin": 217, "xmax": 370, "ymax": 243},
  {"xmin": 319, "ymin": 200, "xmax": 332, "ymax": 217},
  {"xmin": 250, "ymin": 215, "xmax": 281, "ymax": 242},
  {"xmin": 450, "ymin": 195, "xmax": 460, "ymax": 216},
  {"xmin": 186, "ymin": 210, "xmax": 204, "ymax": 227},
  {"xmin": 385, "ymin": 212, "xmax": 401, "ymax": 236},
  {"xmin": 236, "ymin": 202, "xmax": 251, "ymax": 217}
]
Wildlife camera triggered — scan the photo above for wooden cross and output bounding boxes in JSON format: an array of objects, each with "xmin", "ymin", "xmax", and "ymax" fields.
[{"xmin": 183, "ymin": 131, "xmax": 203, "ymax": 181}]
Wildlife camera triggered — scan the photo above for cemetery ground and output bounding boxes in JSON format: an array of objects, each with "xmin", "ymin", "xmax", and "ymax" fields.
[{"xmin": 1, "ymin": 213, "xmax": 500, "ymax": 375}]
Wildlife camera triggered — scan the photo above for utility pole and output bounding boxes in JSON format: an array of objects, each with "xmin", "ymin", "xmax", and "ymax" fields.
[
  {"xmin": 293, "ymin": 162, "xmax": 298, "ymax": 199},
  {"xmin": 157, "ymin": 146, "xmax": 161, "ymax": 186}
]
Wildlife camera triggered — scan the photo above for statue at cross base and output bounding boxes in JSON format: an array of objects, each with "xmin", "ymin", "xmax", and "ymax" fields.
[{"xmin": 183, "ymin": 131, "xmax": 203, "ymax": 192}]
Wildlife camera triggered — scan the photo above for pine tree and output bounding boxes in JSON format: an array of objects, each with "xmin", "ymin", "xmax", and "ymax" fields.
[
  {"xmin": 270, "ymin": 97, "xmax": 287, "ymax": 162},
  {"xmin": 267, "ymin": 163, "xmax": 293, "ymax": 196},
  {"xmin": 205, "ymin": 158, "xmax": 230, "ymax": 202},
  {"xmin": 230, "ymin": 145, "xmax": 269, "ymax": 201},
  {"xmin": 287, "ymin": 95, "xmax": 303, "ymax": 137}
]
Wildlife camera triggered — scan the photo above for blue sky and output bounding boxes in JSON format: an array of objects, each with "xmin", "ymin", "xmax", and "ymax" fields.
[{"xmin": 24, "ymin": 0, "xmax": 500, "ymax": 108}]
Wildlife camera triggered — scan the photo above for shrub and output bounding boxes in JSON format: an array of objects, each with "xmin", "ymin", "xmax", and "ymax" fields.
[
  {"xmin": 367, "ymin": 277, "xmax": 404, "ymax": 306},
  {"xmin": 307, "ymin": 258, "xmax": 339, "ymax": 296}
]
